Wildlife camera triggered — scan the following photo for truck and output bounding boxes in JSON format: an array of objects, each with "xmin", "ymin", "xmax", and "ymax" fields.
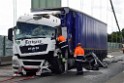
[{"xmin": 8, "ymin": 7, "xmax": 107, "ymax": 76}]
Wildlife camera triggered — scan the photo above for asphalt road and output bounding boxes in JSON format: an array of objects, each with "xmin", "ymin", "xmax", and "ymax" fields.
[
  {"xmin": 19, "ymin": 52, "xmax": 124, "ymax": 83},
  {"xmin": 106, "ymin": 71, "xmax": 124, "ymax": 83}
]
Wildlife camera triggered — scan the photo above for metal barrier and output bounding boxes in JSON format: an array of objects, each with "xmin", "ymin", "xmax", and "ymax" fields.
[
  {"xmin": 0, "ymin": 35, "xmax": 12, "ymax": 65},
  {"xmin": 108, "ymin": 42, "xmax": 122, "ymax": 52}
]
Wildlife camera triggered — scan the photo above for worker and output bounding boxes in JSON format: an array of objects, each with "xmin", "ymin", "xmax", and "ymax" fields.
[
  {"xmin": 74, "ymin": 43, "xmax": 85, "ymax": 75},
  {"xmin": 57, "ymin": 33, "xmax": 68, "ymax": 62}
]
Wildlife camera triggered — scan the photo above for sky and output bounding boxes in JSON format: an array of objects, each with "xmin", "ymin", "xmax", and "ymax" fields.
[
  {"xmin": 62, "ymin": 0, "xmax": 124, "ymax": 34},
  {"xmin": 0, "ymin": 0, "xmax": 31, "ymax": 35},
  {"xmin": 0, "ymin": 0, "xmax": 124, "ymax": 35}
]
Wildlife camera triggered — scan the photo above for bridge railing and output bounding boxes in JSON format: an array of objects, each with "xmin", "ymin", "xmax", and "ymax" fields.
[
  {"xmin": 108, "ymin": 42, "xmax": 122, "ymax": 53},
  {"xmin": 0, "ymin": 35, "xmax": 12, "ymax": 65}
]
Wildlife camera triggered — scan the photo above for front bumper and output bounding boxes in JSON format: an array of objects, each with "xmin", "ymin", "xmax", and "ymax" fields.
[{"xmin": 13, "ymin": 59, "xmax": 51, "ymax": 76}]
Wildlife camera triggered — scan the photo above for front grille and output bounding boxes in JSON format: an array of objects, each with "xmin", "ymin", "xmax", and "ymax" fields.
[
  {"xmin": 23, "ymin": 61, "xmax": 41, "ymax": 66},
  {"xmin": 16, "ymin": 51, "xmax": 54, "ymax": 60},
  {"xmin": 20, "ymin": 44, "xmax": 47, "ymax": 53}
]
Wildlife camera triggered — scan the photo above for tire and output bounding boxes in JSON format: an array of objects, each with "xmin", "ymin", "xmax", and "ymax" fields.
[
  {"xmin": 49, "ymin": 48, "xmax": 69, "ymax": 74},
  {"xmin": 50, "ymin": 57, "xmax": 65, "ymax": 74}
]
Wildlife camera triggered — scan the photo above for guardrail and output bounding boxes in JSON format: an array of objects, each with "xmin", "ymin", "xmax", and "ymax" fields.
[
  {"xmin": 0, "ymin": 35, "xmax": 12, "ymax": 65},
  {"xmin": 108, "ymin": 42, "xmax": 122, "ymax": 53}
]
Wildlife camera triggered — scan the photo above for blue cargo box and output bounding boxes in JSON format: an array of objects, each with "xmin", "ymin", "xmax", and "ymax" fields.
[{"xmin": 63, "ymin": 8, "xmax": 107, "ymax": 60}]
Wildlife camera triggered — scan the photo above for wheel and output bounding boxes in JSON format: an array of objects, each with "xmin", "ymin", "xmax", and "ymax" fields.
[
  {"xmin": 49, "ymin": 49, "xmax": 65, "ymax": 74},
  {"xmin": 50, "ymin": 57, "xmax": 65, "ymax": 74}
]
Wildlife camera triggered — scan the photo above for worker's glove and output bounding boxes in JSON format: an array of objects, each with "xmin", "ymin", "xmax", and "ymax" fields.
[{"xmin": 62, "ymin": 58, "xmax": 66, "ymax": 63}]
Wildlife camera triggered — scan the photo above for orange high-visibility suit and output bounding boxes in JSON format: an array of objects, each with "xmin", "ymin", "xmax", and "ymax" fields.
[
  {"xmin": 74, "ymin": 43, "xmax": 85, "ymax": 75},
  {"xmin": 74, "ymin": 46, "xmax": 85, "ymax": 57}
]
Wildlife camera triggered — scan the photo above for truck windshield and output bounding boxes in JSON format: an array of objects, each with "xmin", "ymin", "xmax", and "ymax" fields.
[{"xmin": 15, "ymin": 22, "xmax": 56, "ymax": 39}]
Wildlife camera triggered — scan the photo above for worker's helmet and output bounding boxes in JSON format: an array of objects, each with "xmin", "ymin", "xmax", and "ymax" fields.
[{"xmin": 77, "ymin": 43, "xmax": 82, "ymax": 46}]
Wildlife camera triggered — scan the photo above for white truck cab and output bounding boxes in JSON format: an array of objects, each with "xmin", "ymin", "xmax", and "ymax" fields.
[{"xmin": 8, "ymin": 11, "xmax": 68, "ymax": 75}]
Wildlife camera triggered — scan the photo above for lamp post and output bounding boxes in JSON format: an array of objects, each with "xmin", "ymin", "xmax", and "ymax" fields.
[
  {"xmin": 109, "ymin": 0, "xmax": 123, "ymax": 43},
  {"xmin": 13, "ymin": 0, "xmax": 17, "ymax": 26}
]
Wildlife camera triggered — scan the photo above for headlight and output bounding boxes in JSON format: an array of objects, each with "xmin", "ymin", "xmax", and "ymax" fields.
[{"xmin": 12, "ymin": 59, "xmax": 20, "ymax": 66}]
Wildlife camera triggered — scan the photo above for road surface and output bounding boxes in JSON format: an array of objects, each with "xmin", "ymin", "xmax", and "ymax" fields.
[
  {"xmin": 0, "ymin": 52, "xmax": 124, "ymax": 83},
  {"xmin": 19, "ymin": 52, "xmax": 124, "ymax": 83}
]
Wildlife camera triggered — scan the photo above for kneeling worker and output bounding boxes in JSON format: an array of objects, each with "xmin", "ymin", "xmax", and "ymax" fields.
[{"xmin": 74, "ymin": 43, "xmax": 85, "ymax": 75}]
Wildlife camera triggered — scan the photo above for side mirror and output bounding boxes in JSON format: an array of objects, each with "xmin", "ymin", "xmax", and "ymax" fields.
[{"xmin": 8, "ymin": 28, "xmax": 13, "ymax": 41}]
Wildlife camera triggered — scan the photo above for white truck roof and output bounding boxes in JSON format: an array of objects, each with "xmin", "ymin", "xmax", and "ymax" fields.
[{"xmin": 17, "ymin": 13, "xmax": 61, "ymax": 27}]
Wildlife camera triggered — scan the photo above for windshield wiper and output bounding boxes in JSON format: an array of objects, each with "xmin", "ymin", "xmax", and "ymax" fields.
[{"xmin": 31, "ymin": 36, "xmax": 46, "ymax": 38}]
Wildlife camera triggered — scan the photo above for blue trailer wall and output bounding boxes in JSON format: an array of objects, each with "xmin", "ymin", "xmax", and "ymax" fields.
[{"xmin": 64, "ymin": 9, "xmax": 107, "ymax": 59}]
